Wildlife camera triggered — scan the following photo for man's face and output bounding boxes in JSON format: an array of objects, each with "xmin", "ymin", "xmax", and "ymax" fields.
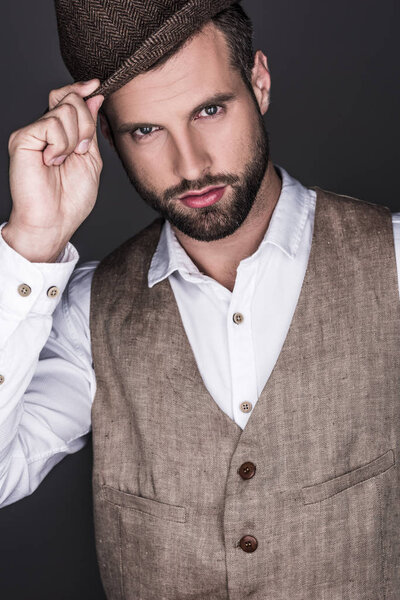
[{"xmin": 102, "ymin": 22, "xmax": 270, "ymax": 242}]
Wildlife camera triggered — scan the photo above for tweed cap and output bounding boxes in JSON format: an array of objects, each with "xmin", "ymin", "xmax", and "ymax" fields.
[{"xmin": 54, "ymin": 0, "xmax": 243, "ymax": 101}]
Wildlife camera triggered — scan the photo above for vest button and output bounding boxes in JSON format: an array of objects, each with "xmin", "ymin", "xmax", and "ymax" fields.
[
  {"xmin": 238, "ymin": 462, "xmax": 256, "ymax": 480},
  {"xmin": 239, "ymin": 535, "xmax": 258, "ymax": 553}
]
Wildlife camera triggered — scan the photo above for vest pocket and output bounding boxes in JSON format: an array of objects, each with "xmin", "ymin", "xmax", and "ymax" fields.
[
  {"xmin": 99, "ymin": 485, "xmax": 193, "ymax": 599},
  {"xmin": 301, "ymin": 448, "xmax": 395, "ymax": 504},
  {"xmin": 101, "ymin": 485, "xmax": 186, "ymax": 523}
]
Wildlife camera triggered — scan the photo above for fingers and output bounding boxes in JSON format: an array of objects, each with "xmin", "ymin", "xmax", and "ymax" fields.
[
  {"xmin": 48, "ymin": 79, "xmax": 100, "ymax": 110},
  {"xmin": 42, "ymin": 95, "xmax": 100, "ymax": 164},
  {"xmin": 84, "ymin": 94, "xmax": 105, "ymax": 146},
  {"xmin": 8, "ymin": 79, "xmax": 105, "ymax": 168},
  {"xmin": 41, "ymin": 104, "xmax": 79, "ymax": 166},
  {"xmin": 43, "ymin": 80, "xmax": 104, "ymax": 166},
  {"xmin": 48, "ymin": 79, "xmax": 104, "ymax": 142}
]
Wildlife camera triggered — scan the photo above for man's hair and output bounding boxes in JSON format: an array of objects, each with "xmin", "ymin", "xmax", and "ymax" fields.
[{"xmin": 101, "ymin": 3, "xmax": 255, "ymax": 117}]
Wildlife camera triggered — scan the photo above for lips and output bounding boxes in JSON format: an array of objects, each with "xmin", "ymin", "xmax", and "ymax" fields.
[{"xmin": 179, "ymin": 186, "xmax": 227, "ymax": 208}]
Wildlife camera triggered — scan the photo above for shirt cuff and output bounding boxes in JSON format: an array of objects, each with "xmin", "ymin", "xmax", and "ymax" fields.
[{"xmin": 0, "ymin": 222, "xmax": 79, "ymax": 318}]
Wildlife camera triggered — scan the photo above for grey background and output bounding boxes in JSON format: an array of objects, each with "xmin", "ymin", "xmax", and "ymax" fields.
[{"xmin": 0, "ymin": 1, "xmax": 399, "ymax": 598}]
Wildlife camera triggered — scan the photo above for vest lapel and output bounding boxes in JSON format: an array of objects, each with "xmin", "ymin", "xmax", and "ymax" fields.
[{"xmin": 154, "ymin": 275, "xmax": 242, "ymax": 434}]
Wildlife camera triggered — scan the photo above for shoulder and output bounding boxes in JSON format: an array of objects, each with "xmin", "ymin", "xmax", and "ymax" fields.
[
  {"xmin": 312, "ymin": 186, "xmax": 391, "ymax": 217},
  {"xmin": 92, "ymin": 217, "xmax": 165, "ymax": 285},
  {"xmin": 311, "ymin": 186, "xmax": 393, "ymax": 242}
]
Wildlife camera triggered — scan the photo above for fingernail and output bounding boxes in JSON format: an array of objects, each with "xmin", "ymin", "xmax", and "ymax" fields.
[
  {"xmin": 77, "ymin": 139, "xmax": 90, "ymax": 153},
  {"xmin": 51, "ymin": 155, "xmax": 67, "ymax": 166}
]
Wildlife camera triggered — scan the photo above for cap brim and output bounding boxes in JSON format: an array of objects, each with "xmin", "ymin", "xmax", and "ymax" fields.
[{"xmin": 84, "ymin": 0, "xmax": 242, "ymax": 100}]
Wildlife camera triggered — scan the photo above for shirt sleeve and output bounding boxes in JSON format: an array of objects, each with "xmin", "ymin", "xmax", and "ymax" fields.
[
  {"xmin": 392, "ymin": 213, "xmax": 400, "ymax": 299},
  {"xmin": 0, "ymin": 222, "xmax": 98, "ymax": 508}
]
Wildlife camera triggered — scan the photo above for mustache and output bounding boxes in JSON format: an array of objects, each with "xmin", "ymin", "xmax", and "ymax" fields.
[{"xmin": 163, "ymin": 172, "xmax": 240, "ymax": 202}]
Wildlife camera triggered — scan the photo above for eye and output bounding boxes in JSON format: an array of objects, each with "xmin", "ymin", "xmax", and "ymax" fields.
[
  {"xmin": 131, "ymin": 104, "xmax": 224, "ymax": 141},
  {"xmin": 131, "ymin": 125, "xmax": 161, "ymax": 140},
  {"xmin": 197, "ymin": 105, "xmax": 224, "ymax": 119}
]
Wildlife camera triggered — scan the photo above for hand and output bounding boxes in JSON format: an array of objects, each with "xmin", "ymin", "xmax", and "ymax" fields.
[{"xmin": 4, "ymin": 79, "xmax": 104, "ymax": 262}]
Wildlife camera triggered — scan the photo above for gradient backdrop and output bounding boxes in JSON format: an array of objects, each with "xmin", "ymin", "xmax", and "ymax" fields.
[{"xmin": 0, "ymin": 1, "xmax": 399, "ymax": 598}]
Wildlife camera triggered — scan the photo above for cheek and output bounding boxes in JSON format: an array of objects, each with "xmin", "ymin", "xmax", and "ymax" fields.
[
  {"xmin": 209, "ymin": 117, "xmax": 253, "ymax": 171},
  {"xmin": 118, "ymin": 139, "xmax": 159, "ymax": 180},
  {"xmin": 128, "ymin": 139, "xmax": 172, "ymax": 182}
]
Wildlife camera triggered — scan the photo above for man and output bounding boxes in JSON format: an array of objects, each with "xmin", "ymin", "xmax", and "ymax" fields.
[{"xmin": 1, "ymin": 1, "xmax": 399, "ymax": 598}]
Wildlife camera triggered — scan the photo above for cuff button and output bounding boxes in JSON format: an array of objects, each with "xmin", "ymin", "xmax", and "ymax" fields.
[
  {"xmin": 47, "ymin": 286, "xmax": 60, "ymax": 298},
  {"xmin": 18, "ymin": 283, "xmax": 32, "ymax": 297},
  {"xmin": 0, "ymin": 375, "xmax": 5, "ymax": 385}
]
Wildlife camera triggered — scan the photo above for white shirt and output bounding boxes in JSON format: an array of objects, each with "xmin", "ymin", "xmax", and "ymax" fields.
[{"xmin": 0, "ymin": 165, "xmax": 399, "ymax": 508}]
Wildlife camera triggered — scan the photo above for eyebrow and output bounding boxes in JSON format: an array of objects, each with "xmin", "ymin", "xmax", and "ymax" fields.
[{"xmin": 116, "ymin": 92, "xmax": 237, "ymax": 135}]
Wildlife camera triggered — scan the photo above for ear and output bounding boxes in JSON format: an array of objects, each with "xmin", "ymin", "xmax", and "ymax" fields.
[
  {"xmin": 250, "ymin": 50, "xmax": 271, "ymax": 115},
  {"xmin": 99, "ymin": 110, "xmax": 115, "ymax": 149}
]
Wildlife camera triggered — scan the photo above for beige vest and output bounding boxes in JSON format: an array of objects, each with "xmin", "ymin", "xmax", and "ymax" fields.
[{"xmin": 89, "ymin": 188, "xmax": 400, "ymax": 600}]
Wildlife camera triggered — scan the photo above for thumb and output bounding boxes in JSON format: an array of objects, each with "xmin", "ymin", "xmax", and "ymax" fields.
[{"xmin": 86, "ymin": 95, "xmax": 105, "ymax": 146}]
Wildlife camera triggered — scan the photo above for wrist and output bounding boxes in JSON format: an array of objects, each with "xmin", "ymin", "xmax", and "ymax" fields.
[{"xmin": 1, "ymin": 224, "xmax": 69, "ymax": 263}]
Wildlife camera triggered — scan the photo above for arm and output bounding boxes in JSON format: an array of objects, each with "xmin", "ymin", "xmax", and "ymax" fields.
[
  {"xmin": 0, "ymin": 77, "xmax": 104, "ymax": 507},
  {"xmin": 0, "ymin": 224, "xmax": 97, "ymax": 507}
]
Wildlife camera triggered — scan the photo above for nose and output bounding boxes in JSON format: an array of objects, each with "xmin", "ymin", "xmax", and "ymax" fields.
[{"xmin": 170, "ymin": 128, "xmax": 212, "ymax": 182}]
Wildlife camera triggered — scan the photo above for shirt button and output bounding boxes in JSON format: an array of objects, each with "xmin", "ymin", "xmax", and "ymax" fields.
[
  {"xmin": 239, "ymin": 535, "xmax": 258, "ymax": 553},
  {"xmin": 47, "ymin": 286, "xmax": 60, "ymax": 298},
  {"xmin": 238, "ymin": 462, "xmax": 256, "ymax": 480},
  {"xmin": 232, "ymin": 312, "xmax": 244, "ymax": 325},
  {"xmin": 18, "ymin": 283, "xmax": 32, "ymax": 297},
  {"xmin": 0, "ymin": 375, "xmax": 4, "ymax": 385},
  {"xmin": 240, "ymin": 401, "xmax": 253, "ymax": 413}
]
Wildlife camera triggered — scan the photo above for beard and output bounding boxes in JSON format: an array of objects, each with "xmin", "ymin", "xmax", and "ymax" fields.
[{"xmin": 115, "ymin": 107, "xmax": 270, "ymax": 242}]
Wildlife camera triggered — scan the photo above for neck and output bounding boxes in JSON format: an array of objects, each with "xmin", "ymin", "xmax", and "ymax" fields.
[{"xmin": 171, "ymin": 161, "xmax": 282, "ymax": 292}]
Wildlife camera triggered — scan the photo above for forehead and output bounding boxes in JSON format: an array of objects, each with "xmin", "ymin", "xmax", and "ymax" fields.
[{"xmin": 106, "ymin": 22, "xmax": 239, "ymax": 123}]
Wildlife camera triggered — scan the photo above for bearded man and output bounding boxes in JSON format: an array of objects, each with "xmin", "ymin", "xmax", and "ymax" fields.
[{"xmin": 0, "ymin": 1, "xmax": 399, "ymax": 599}]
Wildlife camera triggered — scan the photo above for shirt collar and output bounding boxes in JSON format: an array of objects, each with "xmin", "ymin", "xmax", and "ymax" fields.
[{"xmin": 148, "ymin": 164, "xmax": 313, "ymax": 288}]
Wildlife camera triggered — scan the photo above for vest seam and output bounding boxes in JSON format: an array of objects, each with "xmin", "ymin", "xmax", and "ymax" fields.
[
  {"xmin": 310, "ymin": 187, "xmax": 391, "ymax": 213},
  {"xmin": 376, "ymin": 477, "xmax": 387, "ymax": 599},
  {"xmin": 118, "ymin": 508, "xmax": 124, "ymax": 600},
  {"xmin": 101, "ymin": 494, "xmax": 187, "ymax": 523}
]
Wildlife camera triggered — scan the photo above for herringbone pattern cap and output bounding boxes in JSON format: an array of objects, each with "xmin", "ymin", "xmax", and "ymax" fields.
[{"xmin": 54, "ymin": 0, "xmax": 241, "ymax": 100}]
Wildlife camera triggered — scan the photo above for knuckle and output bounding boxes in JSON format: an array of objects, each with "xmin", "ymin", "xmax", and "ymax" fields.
[
  {"xmin": 55, "ymin": 139, "xmax": 69, "ymax": 155},
  {"xmin": 8, "ymin": 129, "xmax": 20, "ymax": 152},
  {"xmin": 63, "ymin": 91, "xmax": 81, "ymax": 104},
  {"xmin": 44, "ymin": 116, "xmax": 69, "ymax": 146},
  {"xmin": 63, "ymin": 131, "xmax": 76, "ymax": 152},
  {"xmin": 52, "ymin": 82, "xmax": 73, "ymax": 95},
  {"xmin": 57, "ymin": 101, "xmax": 77, "ymax": 117},
  {"xmin": 49, "ymin": 87, "xmax": 79, "ymax": 110},
  {"xmin": 45, "ymin": 114, "xmax": 62, "ymax": 129},
  {"xmin": 48, "ymin": 85, "xmax": 70, "ymax": 108}
]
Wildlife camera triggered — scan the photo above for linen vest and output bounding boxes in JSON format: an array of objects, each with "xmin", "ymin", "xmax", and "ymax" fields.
[{"xmin": 89, "ymin": 188, "xmax": 400, "ymax": 600}]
